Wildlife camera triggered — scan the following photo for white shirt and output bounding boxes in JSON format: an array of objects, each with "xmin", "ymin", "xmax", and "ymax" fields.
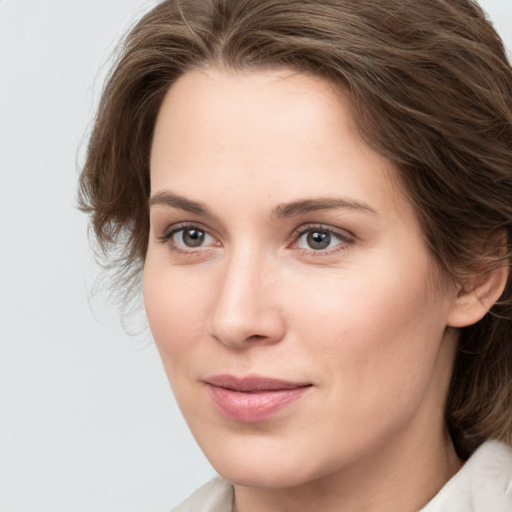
[{"xmin": 172, "ymin": 440, "xmax": 512, "ymax": 512}]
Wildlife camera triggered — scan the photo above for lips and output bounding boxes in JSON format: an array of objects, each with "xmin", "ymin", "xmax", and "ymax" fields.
[{"xmin": 205, "ymin": 374, "xmax": 312, "ymax": 423}]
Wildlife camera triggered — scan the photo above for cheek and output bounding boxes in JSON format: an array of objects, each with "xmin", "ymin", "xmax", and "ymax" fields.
[
  {"xmin": 143, "ymin": 257, "xmax": 211, "ymax": 376},
  {"xmin": 284, "ymin": 259, "xmax": 447, "ymax": 399}
]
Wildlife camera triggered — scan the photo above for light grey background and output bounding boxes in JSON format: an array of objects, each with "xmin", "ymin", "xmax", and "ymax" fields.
[{"xmin": 0, "ymin": 1, "xmax": 511, "ymax": 511}]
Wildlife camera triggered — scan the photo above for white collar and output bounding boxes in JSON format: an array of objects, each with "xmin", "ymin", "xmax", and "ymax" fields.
[{"xmin": 419, "ymin": 440, "xmax": 512, "ymax": 512}]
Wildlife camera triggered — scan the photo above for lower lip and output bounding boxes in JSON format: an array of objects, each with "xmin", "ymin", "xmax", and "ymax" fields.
[{"xmin": 207, "ymin": 385, "xmax": 310, "ymax": 423}]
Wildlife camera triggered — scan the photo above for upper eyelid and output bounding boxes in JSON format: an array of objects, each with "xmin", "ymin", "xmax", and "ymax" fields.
[
  {"xmin": 292, "ymin": 223, "xmax": 355, "ymax": 240},
  {"xmin": 160, "ymin": 221, "xmax": 213, "ymax": 237}
]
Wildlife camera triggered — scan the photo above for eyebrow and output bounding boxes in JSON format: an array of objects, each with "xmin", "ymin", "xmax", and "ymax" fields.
[
  {"xmin": 149, "ymin": 191, "xmax": 377, "ymax": 218},
  {"xmin": 272, "ymin": 197, "xmax": 377, "ymax": 219},
  {"xmin": 149, "ymin": 191, "xmax": 213, "ymax": 217}
]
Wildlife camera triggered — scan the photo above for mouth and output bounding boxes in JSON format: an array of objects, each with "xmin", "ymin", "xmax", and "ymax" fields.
[{"xmin": 204, "ymin": 374, "xmax": 312, "ymax": 423}]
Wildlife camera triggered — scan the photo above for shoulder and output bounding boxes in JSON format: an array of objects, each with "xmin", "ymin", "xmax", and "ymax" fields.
[
  {"xmin": 420, "ymin": 440, "xmax": 512, "ymax": 512},
  {"xmin": 171, "ymin": 477, "xmax": 233, "ymax": 512}
]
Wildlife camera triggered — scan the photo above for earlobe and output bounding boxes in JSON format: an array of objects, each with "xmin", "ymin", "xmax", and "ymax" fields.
[{"xmin": 447, "ymin": 264, "xmax": 509, "ymax": 328}]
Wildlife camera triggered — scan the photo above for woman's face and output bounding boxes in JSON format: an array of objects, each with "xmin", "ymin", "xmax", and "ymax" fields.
[{"xmin": 144, "ymin": 67, "xmax": 460, "ymax": 488}]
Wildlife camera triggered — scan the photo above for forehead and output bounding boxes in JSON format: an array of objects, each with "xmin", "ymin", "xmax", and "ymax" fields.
[
  {"xmin": 151, "ymin": 66, "xmax": 351, "ymax": 165},
  {"xmin": 149, "ymin": 66, "xmax": 408, "ymax": 221}
]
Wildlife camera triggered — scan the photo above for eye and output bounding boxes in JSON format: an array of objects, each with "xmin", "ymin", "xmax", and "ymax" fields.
[
  {"xmin": 159, "ymin": 223, "xmax": 217, "ymax": 250},
  {"xmin": 176, "ymin": 227, "xmax": 211, "ymax": 247},
  {"xmin": 294, "ymin": 226, "xmax": 353, "ymax": 253}
]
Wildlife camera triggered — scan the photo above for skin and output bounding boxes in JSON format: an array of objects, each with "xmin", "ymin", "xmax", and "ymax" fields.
[{"xmin": 144, "ymin": 67, "xmax": 465, "ymax": 512}]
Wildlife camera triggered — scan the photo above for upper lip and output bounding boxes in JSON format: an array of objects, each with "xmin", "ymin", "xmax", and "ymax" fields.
[{"xmin": 204, "ymin": 374, "xmax": 312, "ymax": 392}]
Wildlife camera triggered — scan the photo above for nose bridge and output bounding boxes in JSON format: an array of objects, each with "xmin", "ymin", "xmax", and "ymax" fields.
[{"xmin": 208, "ymin": 242, "xmax": 284, "ymax": 347}]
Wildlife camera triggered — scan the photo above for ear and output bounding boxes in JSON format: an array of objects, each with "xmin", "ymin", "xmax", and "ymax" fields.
[{"xmin": 448, "ymin": 263, "xmax": 509, "ymax": 328}]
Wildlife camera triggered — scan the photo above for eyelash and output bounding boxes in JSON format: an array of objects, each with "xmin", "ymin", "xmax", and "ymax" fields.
[
  {"xmin": 291, "ymin": 224, "xmax": 354, "ymax": 256},
  {"xmin": 157, "ymin": 222, "xmax": 218, "ymax": 254},
  {"xmin": 157, "ymin": 222, "xmax": 354, "ymax": 256}
]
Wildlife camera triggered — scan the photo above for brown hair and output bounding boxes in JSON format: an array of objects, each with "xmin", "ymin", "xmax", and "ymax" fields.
[{"xmin": 79, "ymin": 0, "xmax": 512, "ymax": 459}]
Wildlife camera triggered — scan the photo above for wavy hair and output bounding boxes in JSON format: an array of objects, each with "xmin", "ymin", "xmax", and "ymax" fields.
[{"xmin": 79, "ymin": 0, "xmax": 512, "ymax": 458}]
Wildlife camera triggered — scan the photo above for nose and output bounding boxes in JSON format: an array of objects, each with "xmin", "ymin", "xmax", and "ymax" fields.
[{"xmin": 207, "ymin": 249, "xmax": 286, "ymax": 348}]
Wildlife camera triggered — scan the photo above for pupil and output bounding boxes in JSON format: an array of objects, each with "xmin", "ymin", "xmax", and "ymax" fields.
[
  {"xmin": 307, "ymin": 231, "xmax": 330, "ymax": 250},
  {"xmin": 183, "ymin": 229, "xmax": 205, "ymax": 247}
]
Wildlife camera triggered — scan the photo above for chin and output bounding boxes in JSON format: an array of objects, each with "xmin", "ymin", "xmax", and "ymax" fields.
[
  {"xmin": 216, "ymin": 461, "xmax": 317, "ymax": 489},
  {"xmin": 195, "ymin": 431, "xmax": 336, "ymax": 489}
]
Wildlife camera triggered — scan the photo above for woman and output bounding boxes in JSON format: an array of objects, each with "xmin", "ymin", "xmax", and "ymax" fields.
[{"xmin": 79, "ymin": 0, "xmax": 512, "ymax": 510}]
